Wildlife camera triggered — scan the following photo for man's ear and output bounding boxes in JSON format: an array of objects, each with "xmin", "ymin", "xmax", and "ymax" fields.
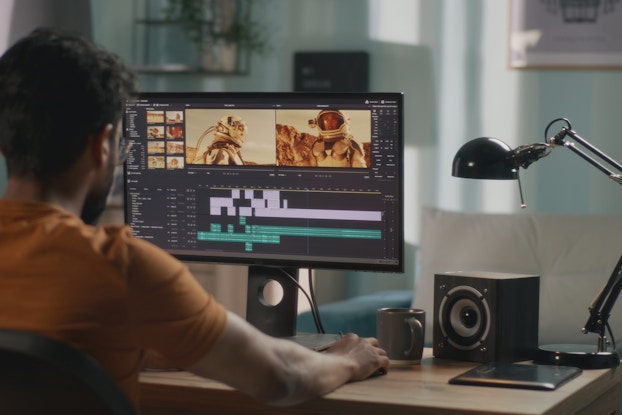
[{"xmin": 90, "ymin": 123, "xmax": 114, "ymax": 167}]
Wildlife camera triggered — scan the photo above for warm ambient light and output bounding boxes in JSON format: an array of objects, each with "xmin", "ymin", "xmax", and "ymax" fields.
[{"xmin": 452, "ymin": 117, "xmax": 622, "ymax": 370}]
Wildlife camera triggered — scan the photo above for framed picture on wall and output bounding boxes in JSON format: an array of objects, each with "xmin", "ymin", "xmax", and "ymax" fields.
[{"xmin": 509, "ymin": 0, "xmax": 622, "ymax": 69}]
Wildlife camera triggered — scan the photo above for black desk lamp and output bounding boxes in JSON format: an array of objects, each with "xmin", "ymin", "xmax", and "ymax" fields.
[{"xmin": 452, "ymin": 117, "xmax": 622, "ymax": 369}]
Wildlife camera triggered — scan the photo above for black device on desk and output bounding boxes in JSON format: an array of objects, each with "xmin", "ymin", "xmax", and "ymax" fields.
[
  {"xmin": 123, "ymin": 92, "xmax": 405, "ymax": 348},
  {"xmin": 449, "ymin": 362, "xmax": 582, "ymax": 391}
]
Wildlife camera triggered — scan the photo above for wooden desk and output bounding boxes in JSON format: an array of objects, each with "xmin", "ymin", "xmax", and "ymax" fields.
[{"xmin": 139, "ymin": 349, "xmax": 622, "ymax": 415}]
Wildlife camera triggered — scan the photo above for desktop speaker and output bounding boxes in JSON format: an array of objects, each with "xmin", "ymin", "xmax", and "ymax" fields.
[{"xmin": 433, "ymin": 271, "xmax": 539, "ymax": 363}]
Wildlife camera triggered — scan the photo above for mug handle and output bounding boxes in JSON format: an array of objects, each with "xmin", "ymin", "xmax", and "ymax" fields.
[{"xmin": 404, "ymin": 317, "xmax": 423, "ymax": 357}]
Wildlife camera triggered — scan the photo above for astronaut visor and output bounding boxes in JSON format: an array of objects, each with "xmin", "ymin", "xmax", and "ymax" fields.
[{"xmin": 317, "ymin": 111, "xmax": 345, "ymax": 131}]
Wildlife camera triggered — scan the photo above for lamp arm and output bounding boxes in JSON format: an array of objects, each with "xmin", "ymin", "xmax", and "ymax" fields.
[
  {"xmin": 551, "ymin": 128, "xmax": 622, "ymax": 184},
  {"xmin": 548, "ymin": 125, "xmax": 622, "ymax": 350},
  {"xmin": 582, "ymin": 255, "xmax": 622, "ymax": 351}
]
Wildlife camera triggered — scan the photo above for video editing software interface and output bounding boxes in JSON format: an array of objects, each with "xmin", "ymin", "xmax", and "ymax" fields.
[{"xmin": 123, "ymin": 92, "xmax": 404, "ymax": 272}]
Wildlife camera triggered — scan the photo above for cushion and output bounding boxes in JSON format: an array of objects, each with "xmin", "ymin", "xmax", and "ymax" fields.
[{"xmin": 412, "ymin": 207, "xmax": 622, "ymax": 347}]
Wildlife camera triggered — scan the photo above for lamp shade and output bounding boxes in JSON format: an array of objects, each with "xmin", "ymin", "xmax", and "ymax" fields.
[{"xmin": 452, "ymin": 137, "xmax": 518, "ymax": 180}]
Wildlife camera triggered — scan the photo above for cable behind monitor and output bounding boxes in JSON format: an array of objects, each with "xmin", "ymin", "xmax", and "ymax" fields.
[{"xmin": 245, "ymin": 266, "xmax": 339, "ymax": 350}]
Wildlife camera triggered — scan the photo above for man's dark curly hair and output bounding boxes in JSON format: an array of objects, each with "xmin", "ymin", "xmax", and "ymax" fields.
[{"xmin": 0, "ymin": 27, "xmax": 138, "ymax": 178}]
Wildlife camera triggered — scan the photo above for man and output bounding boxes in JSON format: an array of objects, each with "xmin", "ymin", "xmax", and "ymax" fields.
[{"xmin": 0, "ymin": 28, "xmax": 388, "ymax": 411}]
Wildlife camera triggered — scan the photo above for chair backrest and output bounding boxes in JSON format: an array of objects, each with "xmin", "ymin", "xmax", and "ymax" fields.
[{"xmin": 0, "ymin": 329, "xmax": 136, "ymax": 415}]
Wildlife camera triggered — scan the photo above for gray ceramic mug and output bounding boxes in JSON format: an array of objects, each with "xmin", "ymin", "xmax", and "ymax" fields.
[{"xmin": 377, "ymin": 308, "xmax": 425, "ymax": 365}]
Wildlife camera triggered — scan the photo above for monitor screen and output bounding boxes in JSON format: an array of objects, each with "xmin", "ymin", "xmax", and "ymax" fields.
[{"xmin": 123, "ymin": 92, "xmax": 404, "ymax": 274}]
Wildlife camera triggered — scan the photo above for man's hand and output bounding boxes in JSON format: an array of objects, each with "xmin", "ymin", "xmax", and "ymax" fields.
[{"xmin": 323, "ymin": 333, "xmax": 389, "ymax": 381}]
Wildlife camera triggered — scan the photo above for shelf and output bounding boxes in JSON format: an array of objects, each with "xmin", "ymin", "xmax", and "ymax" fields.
[
  {"xmin": 133, "ymin": 64, "xmax": 248, "ymax": 75},
  {"xmin": 132, "ymin": 0, "xmax": 250, "ymax": 75}
]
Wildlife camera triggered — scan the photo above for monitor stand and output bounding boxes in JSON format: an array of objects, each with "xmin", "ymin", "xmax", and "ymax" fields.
[{"xmin": 245, "ymin": 265, "xmax": 341, "ymax": 351}]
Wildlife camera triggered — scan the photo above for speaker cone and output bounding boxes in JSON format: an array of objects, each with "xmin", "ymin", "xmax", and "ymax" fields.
[{"xmin": 438, "ymin": 285, "xmax": 490, "ymax": 350}]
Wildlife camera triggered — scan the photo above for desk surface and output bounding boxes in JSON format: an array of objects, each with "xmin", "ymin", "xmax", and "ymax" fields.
[{"xmin": 139, "ymin": 349, "xmax": 622, "ymax": 415}]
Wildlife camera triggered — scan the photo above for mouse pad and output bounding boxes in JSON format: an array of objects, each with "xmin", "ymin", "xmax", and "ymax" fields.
[{"xmin": 448, "ymin": 362, "xmax": 582, "ymax": 390}]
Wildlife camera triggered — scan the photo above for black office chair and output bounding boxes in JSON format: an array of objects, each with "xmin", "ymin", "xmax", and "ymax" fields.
[{"xmin": 0, "ymin": 329, "xmax": 136, "ymax": 415}]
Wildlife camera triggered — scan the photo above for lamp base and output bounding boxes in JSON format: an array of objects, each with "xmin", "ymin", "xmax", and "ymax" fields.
[{"xmin": 534, "ymin": 344, "xmax": 620, "ymax": 369}]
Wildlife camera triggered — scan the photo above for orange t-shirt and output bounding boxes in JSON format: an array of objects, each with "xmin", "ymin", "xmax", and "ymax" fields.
[{"xmin": 0, "ymin": 200, "xmax": 228, "ymax": 410}]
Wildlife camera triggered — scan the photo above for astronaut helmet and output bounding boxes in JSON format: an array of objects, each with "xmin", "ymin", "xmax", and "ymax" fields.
[
  {"xmin": 309, "ymin": 109, "xmax": 351, "ymax": 142},
  {"xmin": 214, "ymin": 115, "xmax": 248, "ymax": 147}
]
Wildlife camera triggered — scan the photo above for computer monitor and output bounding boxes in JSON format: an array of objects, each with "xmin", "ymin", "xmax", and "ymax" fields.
[{"xmin": 123, "ymin": 92, "xmax": 404, "ymax": 341}]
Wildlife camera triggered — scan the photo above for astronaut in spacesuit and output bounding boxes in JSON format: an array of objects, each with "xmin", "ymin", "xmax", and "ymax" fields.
[
  {"xmin": 308, "ymin": 109, "xmax": 366, "ymax": 168},
  {"xmin": 192, "ymin": 115, "xmax": 247, "ymax": 165}
]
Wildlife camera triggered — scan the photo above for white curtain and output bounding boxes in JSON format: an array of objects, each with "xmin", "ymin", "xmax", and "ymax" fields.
[{"xmin": 416, "ymin": 0, "xmax": 522, "ymax": 214}]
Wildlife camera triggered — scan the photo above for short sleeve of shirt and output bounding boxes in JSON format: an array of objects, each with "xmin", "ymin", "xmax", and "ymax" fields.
[{"xmin": 124, "ymin": 235, "xmax": 227, "ymax": 368}]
